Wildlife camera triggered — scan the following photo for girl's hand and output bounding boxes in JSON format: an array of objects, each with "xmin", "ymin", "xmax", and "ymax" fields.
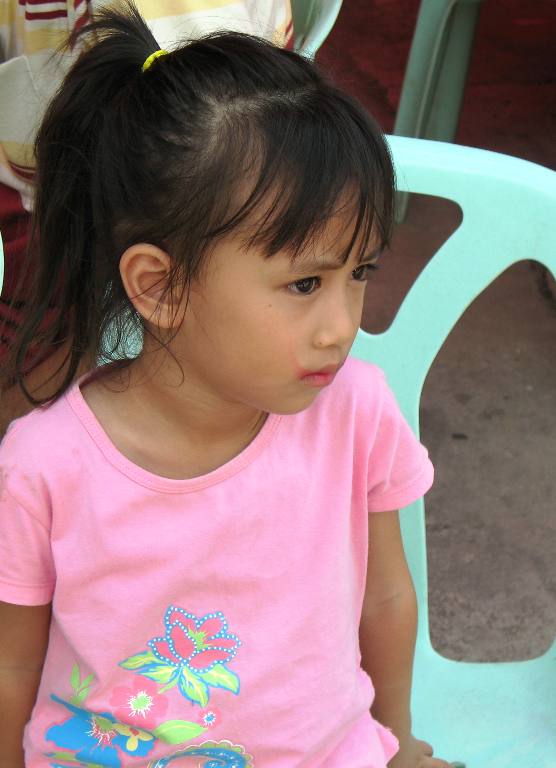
[{"xmin": 388, "ymin": 735, "xmax": 452, "ymax": 768}]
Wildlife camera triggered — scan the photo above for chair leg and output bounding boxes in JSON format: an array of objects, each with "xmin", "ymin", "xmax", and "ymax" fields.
[
  {"xmin": 394, "ymin": 0, "xmax": 482, "ymax": 222},
  {"xmin": 394, "ymin": 0, "xmax": 458, "ymax": 140},
  {"xmin": 424, "ymin": 0, "xmax": 482, "ymax": 142},
  {"xmin": 291, "ymin": 0, "xmax": 317, "ymax": 50}
]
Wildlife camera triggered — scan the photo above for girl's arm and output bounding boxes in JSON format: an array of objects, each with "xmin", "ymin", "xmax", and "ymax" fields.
[
  {"xmin": 359, "ymin": 510, "xmax": 449, "ymax": 768},
  {"xmin": 0, "ymin": 601, "xmax": 51, "ymax": 768}
]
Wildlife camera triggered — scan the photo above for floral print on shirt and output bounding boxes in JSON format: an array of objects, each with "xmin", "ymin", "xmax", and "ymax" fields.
[
  {"xmin": 121, "ymin": 605, "xmax": 241, "ymax": 707},
  {"xmin": 44, "ymin": 606, "xmax": 250, "ymax": 767}
]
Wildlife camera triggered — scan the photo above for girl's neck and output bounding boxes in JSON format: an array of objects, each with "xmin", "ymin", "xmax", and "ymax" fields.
[{"xmin": 81, "ymin": 356, "xmax": 268, "ymax": 480}]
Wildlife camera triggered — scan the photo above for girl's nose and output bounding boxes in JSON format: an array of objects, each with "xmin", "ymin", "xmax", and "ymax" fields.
[{"xmin": 312, "ymin": 294, "xmax": 359, "ymax": 350}]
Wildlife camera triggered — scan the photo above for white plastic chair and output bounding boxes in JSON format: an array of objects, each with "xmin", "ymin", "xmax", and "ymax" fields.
[
  {"xmin": 394, "ymin": 0, "xmax": 483, "ymax": 143},
  {"xmin": 352, "ymin": 136, "xmax": 556, "ymax": 767},
  {"xmin": 290, "ymin": 0, "xmax": 343, "ymax": 59}
]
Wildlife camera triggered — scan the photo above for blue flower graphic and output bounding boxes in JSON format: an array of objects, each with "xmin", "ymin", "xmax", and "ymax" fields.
[{"xmin": 45, "ymin": 695, "xmax": 154, "ymax": 767}]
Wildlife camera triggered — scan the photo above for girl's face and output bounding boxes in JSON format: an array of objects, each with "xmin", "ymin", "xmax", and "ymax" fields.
[{"xmin": 170, "ymin": 215, "xmax": 379, "ymax": 416}]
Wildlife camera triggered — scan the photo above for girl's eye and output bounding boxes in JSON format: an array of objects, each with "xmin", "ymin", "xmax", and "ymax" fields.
[
  {"xmin": 352, "ymin": 263, "xmax": 379, "ymax": 281},
  {"xmin": 288, "ymin": 276, "xmax": 321, "ymax": 295}
]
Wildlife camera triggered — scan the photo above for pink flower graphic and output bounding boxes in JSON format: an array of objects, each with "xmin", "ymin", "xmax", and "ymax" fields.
[
  {"xmin": 109, "ymin": 677, "xmax": 168, "ymax": 731},
  {"xmin": 120, "ymin": 606, "xmax": 242, "ymax": 707},
  {"xmin": 148, "ymin": 608, "xmax": 240, "ymax": 673}
]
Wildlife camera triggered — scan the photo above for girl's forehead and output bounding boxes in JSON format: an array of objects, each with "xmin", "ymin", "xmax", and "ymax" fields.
[
  {"xmin": 258, "ymin": 229, "xmax": 381, "ymax": 281},
  {"xmin": 206, "ymin": 176, "xmax": 384, "ymax": 277},
  {"xmin": 207, "ymin": 211, "xmax": 380, "ymax": 276},
  {"xmin": 225, "ymin": 172, "xmax": 382, "ymax": 260},
  {"xmin": 285, "ymin": 208, "xmax": 381, "ymax": 266}
]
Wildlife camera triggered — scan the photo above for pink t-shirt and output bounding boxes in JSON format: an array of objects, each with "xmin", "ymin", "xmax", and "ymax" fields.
[{"xmin": 0, "ymin": 357, "xmax": 433, "ymax": 768}]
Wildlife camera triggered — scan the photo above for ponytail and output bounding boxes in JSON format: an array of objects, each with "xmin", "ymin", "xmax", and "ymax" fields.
[{"xmin": 7, "ymin": 2, "xmax": 162, "ymax": 403}]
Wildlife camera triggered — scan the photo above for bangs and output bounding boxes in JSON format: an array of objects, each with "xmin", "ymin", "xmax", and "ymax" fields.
[{"xmin": 205, "ymin": 86, "xmax": 395, "ymax": 264}]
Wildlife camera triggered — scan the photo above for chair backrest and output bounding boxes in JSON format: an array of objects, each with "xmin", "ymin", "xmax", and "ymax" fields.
[
  {"xmin": 352, "ymin": 136, "xmax": 556, "ymax": 649},
  {"xmin": 290, "ymin": 0, "xmax": 343, "ymax": 58}
]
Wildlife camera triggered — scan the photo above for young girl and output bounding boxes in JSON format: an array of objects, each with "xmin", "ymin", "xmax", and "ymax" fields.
[{"xmin": 0, "ymin": 4, "xmax": 450, "ymax": 767}]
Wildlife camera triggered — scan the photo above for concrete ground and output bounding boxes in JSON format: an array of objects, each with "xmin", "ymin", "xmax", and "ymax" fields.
[{"xmin": 319, "ymin": 1, "xmax": 556, "ymax": 662}]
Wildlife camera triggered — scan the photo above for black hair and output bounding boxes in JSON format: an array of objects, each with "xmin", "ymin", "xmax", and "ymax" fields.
[{"xmin": 6, "ymin": 0, "xmax": 395, "ymax": 404}]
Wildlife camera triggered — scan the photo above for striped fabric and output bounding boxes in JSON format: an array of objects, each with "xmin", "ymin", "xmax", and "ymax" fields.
[{"xmin": 0, "ymin": 0, "xmax": 293, "ymax": 207}]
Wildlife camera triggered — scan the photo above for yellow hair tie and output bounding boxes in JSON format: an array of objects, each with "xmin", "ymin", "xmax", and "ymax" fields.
[{"xmin": 142, "ymin": 49, "xmax": 168, "ymax": 72}]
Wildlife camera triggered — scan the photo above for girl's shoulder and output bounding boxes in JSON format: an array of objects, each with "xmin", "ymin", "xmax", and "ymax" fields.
[
  {"xmin": 300, "ymin": 356, "xmax": 395, "ymax": 438},
  {"xmin": 336, "ymin": 355, "xmax": 387, "ymax": 390},
  {"xmin": 319, "ymin": 355, "xmax": 390, "ymax": 413},
  {"xmin": 0, "ymin": 386, "xmax": 83, "ymax": 475},
  {"xmin": 310, "ymin": 355, "xmax": 421, "ymax": 449},
  {"xmin": 0, "ymin": 390, "xmax": 87, "ymax": 522}
]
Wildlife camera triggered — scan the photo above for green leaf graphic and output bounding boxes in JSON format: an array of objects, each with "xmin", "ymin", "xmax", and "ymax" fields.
[
  {"xmin": 75, "ymin": 688, "xmax": 89, "ymax": 704},
  {"xmin": 158, "ymin": 679, "xmax": 179, "ymax": 694},
  {"xmin": 68, "ymin": 666, "xmax": 94, "ymax": 705},
  {"xmin": 179, "ymin": 667, "xmax": 209, "ymax": 707},
  {"xmin": 152, "ymin": 720, "xmax": 206, "ymax": 744},
  {"xmin": 46, "ymin": 751, "xmax": 105, "ymax": 768},
  {"xmin": 70, "ymin": 664, "xmax": 80, "ymax": 693},
  {"xmin": 198, "ymin": 663, "xmax": 240, "ymax": 694},
  {"xmin": 139, "ymin": 663, "xmax": 178, "ymax": 685},
  {"xmin": 120, "ymin": 650, "xmax": 158, "ymax": 670},
  {"xmin": 47, "ymin": 751, "xmax": 78, "ymax": 762},
  {"xmin": 80, "ymin": 674, "xmax": 94, "ymax": 690}
]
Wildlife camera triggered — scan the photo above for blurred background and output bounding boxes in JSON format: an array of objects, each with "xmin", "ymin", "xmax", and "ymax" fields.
[{"xmin": 318, "ymin": 0, "xmax": 556, "ymax": 662}]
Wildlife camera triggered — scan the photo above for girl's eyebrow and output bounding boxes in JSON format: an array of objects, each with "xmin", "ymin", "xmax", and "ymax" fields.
[
  {"xmin": 362, "ymin": 247, "xmax": 383, "ymax": 264},
  {"xmin": 289, "ymin": 247, "xmax": 383, "ymax": 274},
  {"xmin": 288, "ymin": 259, "xmax": 346, "ymax": 274}
]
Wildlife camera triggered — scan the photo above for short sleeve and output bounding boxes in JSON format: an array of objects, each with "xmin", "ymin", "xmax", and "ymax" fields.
[
  {"xmin": 366, "ymin": 372, "xmax": 434, "ymax": 513},
  {"xmin": 0, "ymin": 470, "xmax": 55, "ymax": 606}
]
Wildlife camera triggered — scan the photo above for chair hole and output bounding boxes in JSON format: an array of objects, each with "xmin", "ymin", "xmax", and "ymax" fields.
[
  {"xmin": 421, "ymin": 260, "xmax": 556, "ymax": 661},
  {"xmin": 361, "ymin": 194, "xmax": 462, "ymax": 334}
]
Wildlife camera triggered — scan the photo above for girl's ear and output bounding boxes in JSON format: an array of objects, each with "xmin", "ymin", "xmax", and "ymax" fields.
[{"xmin": 119, "ymin": 243, "xmax": 185, "ymax": 330}]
